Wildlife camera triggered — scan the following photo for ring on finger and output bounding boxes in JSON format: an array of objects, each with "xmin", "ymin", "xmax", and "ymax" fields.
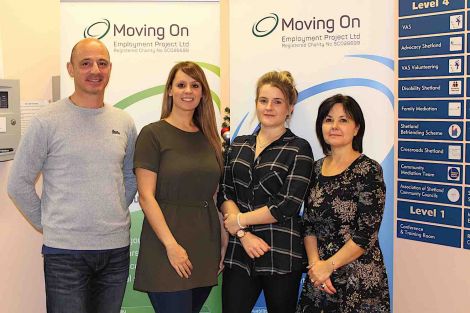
[{"xmin": 320, "ymin": 283, "xmax": 326, "ymax": 289}]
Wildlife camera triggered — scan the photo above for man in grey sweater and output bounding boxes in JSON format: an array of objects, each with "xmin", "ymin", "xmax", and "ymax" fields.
[{"xmin": 7, "ymin": 38, "xmax": 137, "ymax": 313}]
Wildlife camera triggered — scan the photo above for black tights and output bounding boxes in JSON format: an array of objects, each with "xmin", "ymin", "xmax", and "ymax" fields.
[
  {"xmin": 147, "ymin": 286, "xmax": 212, "ymax": 313},
  {"xmin": 222, "ymin": 266, "xmax": 302, "ymax": 313}
]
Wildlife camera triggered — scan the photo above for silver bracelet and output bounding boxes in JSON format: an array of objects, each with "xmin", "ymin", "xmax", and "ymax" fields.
[{"xmin": 237, "ymin": 213, "xmax": 246, "ymax": 229}]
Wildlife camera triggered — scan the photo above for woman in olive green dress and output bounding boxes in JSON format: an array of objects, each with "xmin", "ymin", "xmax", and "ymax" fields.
[{"xmin": 133, "ymin": 61, "xmax": 227, "ymax": 313}]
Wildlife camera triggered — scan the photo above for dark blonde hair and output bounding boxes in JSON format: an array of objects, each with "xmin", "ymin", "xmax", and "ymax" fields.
[
  {"xmin": 161, "ymin": 61, "xmax": 223, "ymax": 171},
  {"xmin": 255, "ymin": 71, "xmax": 298, "ymax": 106}
]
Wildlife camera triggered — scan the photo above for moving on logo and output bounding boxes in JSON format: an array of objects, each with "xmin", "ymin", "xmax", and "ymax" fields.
[
  {"xmin": 252, "ymin": 13, "xmax": 279, "ymax": 37},
  {"xmin": 84, "ymin": 19, "xmax": 111, "ymax": 39}
]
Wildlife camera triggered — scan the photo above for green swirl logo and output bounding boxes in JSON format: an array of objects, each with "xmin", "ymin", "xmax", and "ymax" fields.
[
  {"xmin": 83, "ymin": 19, "xmax": 111, "ymax": 39},
  {"xmin": 252, "ymin": 13, "xmax": 279, "ymax": 37}
]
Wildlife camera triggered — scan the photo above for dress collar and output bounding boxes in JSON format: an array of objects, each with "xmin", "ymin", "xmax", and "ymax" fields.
[{"xmin": 246, "ymin": 128, "xmax": 296, "ymax": 146}]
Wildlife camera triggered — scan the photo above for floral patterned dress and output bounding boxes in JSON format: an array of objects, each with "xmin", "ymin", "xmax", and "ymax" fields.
[{"xmin": 296, "ymin": 155, "xmax": 390, "ymax": 313}]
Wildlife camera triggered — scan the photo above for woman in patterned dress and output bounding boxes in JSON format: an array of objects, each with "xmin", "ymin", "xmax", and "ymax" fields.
[{"xmin": 297, "ymin": 94, "xmax": 390, "ymax": 313}]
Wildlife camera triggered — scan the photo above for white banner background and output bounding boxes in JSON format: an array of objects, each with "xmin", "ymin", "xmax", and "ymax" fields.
[
  {"xmin": 229, "ymin": 1, "xmax": 394, "ymax": 311},
  {"xmin": 61, "ymin": 2, "xmax": 221, "ymax": 312},
  {"xmin": 61, "ymin": 2, "xmax": 221, "ymax": 131}
]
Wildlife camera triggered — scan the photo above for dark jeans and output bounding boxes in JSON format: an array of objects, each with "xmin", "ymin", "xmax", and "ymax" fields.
[
  {"xmin": 222, "ymin": 266, "xmax": 302, "ymax": 313},
  {"xmin": 44, "ymin": 246, "xmax": 130, "ymax": 313},
  {"xmin": 148, "ymin": 286, "xmax": 213, "ymax": 313}
]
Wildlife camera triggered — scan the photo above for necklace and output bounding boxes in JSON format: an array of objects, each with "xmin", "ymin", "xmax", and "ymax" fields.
[
  {"xmin": 256, "ymin": 131, "xmax": 285, "ymax": 149},
  {"xmin": 256, "ymin": 137, "xmax": 270, "ymax": 149}
]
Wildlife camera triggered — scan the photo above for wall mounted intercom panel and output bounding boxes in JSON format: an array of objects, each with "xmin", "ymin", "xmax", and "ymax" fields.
[{"xmin": 0, "ymin": 79, "xmax": 20, "ymax": 162}]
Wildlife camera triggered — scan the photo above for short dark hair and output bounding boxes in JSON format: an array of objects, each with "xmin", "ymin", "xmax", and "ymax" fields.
[{"xmin": 316, "ymin": 94, "xmax": 365, "ymax": 155}]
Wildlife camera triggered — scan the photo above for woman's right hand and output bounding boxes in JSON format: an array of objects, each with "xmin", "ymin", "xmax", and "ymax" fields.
[
  {"xmin": 308, "ymin": 260, "xmax": 334, "ymax": 284},
  {"xmin": 218, "ymin": 229, "xmax": 229, "ymax": 274},
  {"xmin": 240, "ymin": 232, "xmax": 270, "ymax": 258},
  {"xmin": 165, "ymin": 242, "xmax": 193, "ymax": 278}
]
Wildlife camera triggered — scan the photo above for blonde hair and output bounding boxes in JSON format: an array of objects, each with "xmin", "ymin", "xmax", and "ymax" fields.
[
  {"xmin": 161, "ymin": 61, "xmax": 223, "ymax": 171},
  {"xmin": 255, "ymin": 71, "xmax": 298, "ymax": 106}
]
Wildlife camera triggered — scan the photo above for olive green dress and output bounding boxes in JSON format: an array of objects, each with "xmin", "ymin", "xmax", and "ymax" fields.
[{"xmin": 133, "ymin": 120, "xmax": 221, "ymax": 292}]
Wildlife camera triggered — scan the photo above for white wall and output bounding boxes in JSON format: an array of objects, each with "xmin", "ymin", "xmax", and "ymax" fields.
[
  {"xmin": 0, "ymin": 24, "xmax": 4, "ymax": 78},
  {"xmin": 0, "ymin": 1, "xmax": 59, "ymax": 312}
]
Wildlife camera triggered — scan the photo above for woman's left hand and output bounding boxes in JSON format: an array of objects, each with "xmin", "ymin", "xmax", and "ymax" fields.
[
  {"xmin": 223, "ymin": 213, "xmax": 240, "ymax": 235},
  {"xmin": 218, "ymin": 229, "xmax": 229, "ymax": 274},
  {"xmin": 313, "ymin": 278, "xmax": 337, "ymax": 295}
]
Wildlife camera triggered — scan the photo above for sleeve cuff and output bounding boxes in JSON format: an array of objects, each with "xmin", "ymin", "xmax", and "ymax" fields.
[
  {"xmin": 268, "ymin": 203, "xmax": 286, "ymax": 222},
  {"xmin": 303, "ymin": 225, "xmax": 316, "ymax": 237},
  {"xmin": 133, "ymin": 162, "xmax": 159, "ymax": 174},
  {"xmin": 351, "ymin": 233, "xmax": 375, "ymax": 250}
]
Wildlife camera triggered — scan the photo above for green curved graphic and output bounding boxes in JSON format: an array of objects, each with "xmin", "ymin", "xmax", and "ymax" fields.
[
  {"xmin": 114, "ymin": 85, "xmax": 166, "ymax": 110},
  {"xmin": 114, "ymin": 62, "xmax": 221, "ymax": 110},
  {"xmin": 210, "ymin": 91, "xmax": 221, "ymax": 109},
  {"xmin": 114, "ymin": 85, "xmax": 221, "ymax": 110},
  {"xmin": 195, "ymin": 62, "xmax": 220, "ymax": 77}
]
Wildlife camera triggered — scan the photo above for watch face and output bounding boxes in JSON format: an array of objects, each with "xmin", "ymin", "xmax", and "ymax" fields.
[{"xmin": 236, "ymin": 229, "xmax": 246, "ymax": 238}]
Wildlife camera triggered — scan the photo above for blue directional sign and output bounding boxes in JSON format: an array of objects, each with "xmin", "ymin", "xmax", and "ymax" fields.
[
  {"xmin": 399, "ymin": 56, "xmax": 464, "ymax": 77},
  {"xmin": 468, "ymin": 33, "xmax": 470, "ymax": 52},
  {"xmin": 464, "ymin": 209, "xmax": 470, "ymax": 228},
  {"xmin": 466, "ymin": 77, "xmax": 470, "ymax": 96},
  {"xmin": 397, "ymin": 0, "xmax": 469, "ymax": 251},
  {"xmin": 466, "ymin": 144, "xmax": 470, "ymax": 162},
  {"xmin": 397, "ymin": 200, "xmax": 462, "ymax": 226},
  {"xmin": 399, "ymin": 34, "xmax": 464, "ymax": 57},
  {"xmin": 398, "ymin": 121, "xmax": 463, "ymax": 140},
  {"xmin": 398, "ymin": 160, "xmax": 462, "ymax": 183},
  {"xmin": 399, "ymin": 0, "xmax": 465, "ymax": 17},
  {"xmin": 463, "ymin": 230, "xmax": 470, "ymax": 249},
  {"xmin": 399, "ymin": 100, "xmax": 464, "ymax": 119},
  {"xmin": 398, "ymin": 141, "xmax": 463, "ymax": 162},
  {"xmin": 465, "ymin": 122, "xmax": 470, "ymax": 141},
  {"xmin": 463, "ymin": 187, "xmax": 470, "ymax": 206},
  {"xmin": 467, "ymin": 55, "xmax": 470, "ymax": 74},
  {"xmin": 465, "ymin": 166, "xmax": 470, "ymax": 184},
  {"xmin": 398, "ymin": 180, "xmax": 462, "ymax": 205},
  {"xmin": 399, "ymin": 78, "xmax": 464, "ymax": 98},
  {"xmin": 468, "ymin": 9, "xmax": 470, "ymax": 30},
  {"xmin": 397, "ymin": 220, "xmax": 461, "ymax": 248},
  {"xmin": 400, "ymin": 12, "xmax": 465, "ymax": 37}
]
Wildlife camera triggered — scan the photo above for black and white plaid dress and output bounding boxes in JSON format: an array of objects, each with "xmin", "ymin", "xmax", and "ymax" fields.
[{"xmin": 217, "ymin": 128, "xmax": 314, "ymax": 275}]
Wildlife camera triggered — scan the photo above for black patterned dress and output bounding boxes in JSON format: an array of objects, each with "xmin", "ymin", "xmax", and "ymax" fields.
[{"xmin": 297, "ymin": 155, "xmax": 390, "ymax": 313}]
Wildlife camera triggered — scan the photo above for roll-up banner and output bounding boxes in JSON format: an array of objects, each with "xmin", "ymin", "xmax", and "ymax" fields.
[
  {"xmin": 229, "ymin": 1, "xmax": 394, "ymax": 311},
  {"xmin": 61, "ymin": 1, "xmax": 221, "ymax": 312}
]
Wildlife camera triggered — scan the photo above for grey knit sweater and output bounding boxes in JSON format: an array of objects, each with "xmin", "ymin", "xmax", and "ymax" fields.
[{"xmin": 8, "ymin": 98, "xmax": 137, "ymax": 250}]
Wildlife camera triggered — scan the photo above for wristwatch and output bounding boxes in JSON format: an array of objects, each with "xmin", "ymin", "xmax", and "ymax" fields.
[{"xmin": 236, "ymin": 229, "xmax": 247, "ymax": 238}]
